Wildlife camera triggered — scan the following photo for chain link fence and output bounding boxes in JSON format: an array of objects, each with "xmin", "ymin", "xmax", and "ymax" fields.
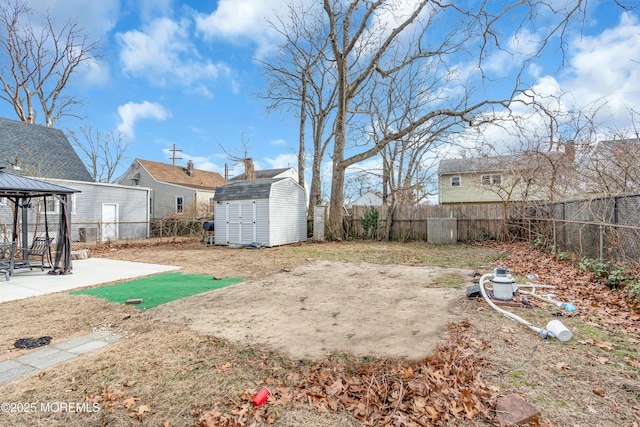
[
  {"xmin": 71, "ymin": 218, "xmax": 209, "ymax": 247},
  {"xmin": 520, "ymin": 194, "xmax": 640, "ymax": 267}
]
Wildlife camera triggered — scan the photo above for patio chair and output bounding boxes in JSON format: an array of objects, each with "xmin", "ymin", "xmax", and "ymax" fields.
[
  {"xmin": 15, "ymin": 237, "xmax": 54, "ymax": 271},
  {"xmin": 0, "ymin": 241, "xmax": 15, "ymax": 280}
]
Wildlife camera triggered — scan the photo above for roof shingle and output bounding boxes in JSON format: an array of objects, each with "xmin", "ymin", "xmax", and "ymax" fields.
[
  {"xmin": 137, "ymin": 159, "xmax": 226, "ymax": 190},
  {"xmin": 0, "ymin": 117, "xmax": 93, "ymax": 182}
]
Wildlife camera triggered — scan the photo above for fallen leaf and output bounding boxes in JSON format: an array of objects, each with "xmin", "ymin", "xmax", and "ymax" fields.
[
  {"xmin": 216, "ymin": 362, "xmax": 233, "ymax": 373},
  {"xmin": 592, "ymin": 340, "xmax": 614, "ymax": 350},
  {"xmin": 624, "ymin": 357, "xmax": 640, "ymax": 368},
  {"xmin": 593, "ymin": 389, "xmax": 606, "ymax": 397},
  {"xmin": 266, "ymin": 412, "xmax": 276, "ymax": 424},
  {"xmin": 403, "ymin": 366, "xmax": 414, "ymax": 379},
  {"xmin": 123, "ymin": 397, "xmax": 139, "ymax": 409}
]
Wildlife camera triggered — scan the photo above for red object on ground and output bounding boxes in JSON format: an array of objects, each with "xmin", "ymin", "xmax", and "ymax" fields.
[{"xmin": 252, "ymin": 387, "xmax": 271, "ymax": 406}]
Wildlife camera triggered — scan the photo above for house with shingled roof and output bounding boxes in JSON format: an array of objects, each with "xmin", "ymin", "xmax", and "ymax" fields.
[
  {"xmin": 119, "ymin": 158, "xmax": 227, "ymax": 219},
  {"xmin": 0, "ymin": 116, "xmax": 151, "ymax": 243},
  {"xmin": 0, "ymin": 117, "xmax": 93, "ymax": 181},
  {"xmin": 229, "ymin": 167, "xmax": 296, "ymax": 182}
]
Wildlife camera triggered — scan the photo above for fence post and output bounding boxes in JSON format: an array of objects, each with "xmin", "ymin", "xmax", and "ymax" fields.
[
  {"xmin": 599, "ymin": 224, "xmax": 604, "ymax": 262},
  {"xmin": 552, "ymin": 219, "xmax": 557, "ymax": 254}
]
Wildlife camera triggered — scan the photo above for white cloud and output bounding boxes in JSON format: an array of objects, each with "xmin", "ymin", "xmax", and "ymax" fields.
[
  {"xmin": 25, "ymin": 0, "xmax": 119, "ymax": 36},
  {"xmin": 269, "ymin": 138, "xmax": 288, "ymax": 147},
  {"xmin": 137, "ymin": 0, "xmax": 173, "ymax": 22},
  {"xmin": 194, "ymin": 0, "xmax": 293, "ymax": 57},
  {"xmin": 263, "ymin": 153, "xmax": 297, "ymax": 169},
  {"xmin": 117, "ymin": 101, "xmax": 170, "ymax": 138},
  {"xmin": 452, "ymin": 12, "xmax": 640, "ymax": 156},
  {"xmin": 79, "ymin": 57, "xmax": 110, "ymax": 86},
  {"xmin": 117, "ymin": 17, "xmax": 229, "ymax": 87},
  {"xmin": 562, "ymin": 13, "xmax": 640, "ymax": 121},
  {"xmin": 484, "ymin": 29, "xmax": 541, "ymax": 75}
]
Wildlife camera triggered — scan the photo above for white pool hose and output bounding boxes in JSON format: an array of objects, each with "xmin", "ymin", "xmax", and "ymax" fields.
[{"xmin": 479, "ymin": 272, "xmax": 572, "ymax": 341}]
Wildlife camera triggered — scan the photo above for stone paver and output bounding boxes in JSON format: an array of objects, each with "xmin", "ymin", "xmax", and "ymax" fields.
[
  {"xmin": 17, "ymin": 347, "xmax": 77, "ymax": 370},
  {"xmin": 0, "ymin": 331, "xmax": 122, "ymax": 386}
]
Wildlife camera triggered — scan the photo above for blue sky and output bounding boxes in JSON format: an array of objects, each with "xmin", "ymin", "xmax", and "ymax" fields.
[{"xmin": 3, "ymin": 1, "xmax": 640, "ymax": 192}]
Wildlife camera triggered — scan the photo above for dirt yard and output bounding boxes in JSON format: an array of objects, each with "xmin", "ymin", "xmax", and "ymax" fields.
[
  {"xmin": 151, "ymin": 260, "xmax": 467, "ymax": 360},
  {"xmin": 0, "ymin": 240, "xmax": 638, "ymax": 427}
]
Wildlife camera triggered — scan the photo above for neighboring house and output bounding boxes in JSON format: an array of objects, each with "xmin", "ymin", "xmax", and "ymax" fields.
[
  {"xmin": 229, "ymin": 167, "xmax": 297, "ymax": 182},
  {"xmin": 0, "ymin": 116, "xmax": 93, "ymax": 181},
  {"xmin": 231, "ymin": 167, "xmax": 311, "ymax": 207},
  {"xmin": 438, "ymin": 152, "xmax": 571, "ymax": 205},
  {"xmin": 45, "ymin": 179, "xmax": 151, "ymax": 242},
  {"xmin": 347, "ymin": 191, "xmax": 383, "ymax": 208},
  {"xmin": 119, "ymin": 159, "xmax": 227, "ymax": 219},
  {"xmin": 213, "ymin": 177, "xmax": 307, "ymax": 247},
  {"xmin": 579, "ymin": 139, "xmax": 640, "ymax": 196},
  {"xmin": 0, "ymin": 117, "xmax": 149, "ymax": 242}
]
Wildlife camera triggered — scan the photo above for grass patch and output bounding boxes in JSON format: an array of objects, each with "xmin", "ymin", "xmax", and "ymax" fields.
[
  {"xmin": 70, "ymin": 272, "xmax": 243, "ymax": 310},
  {"xmin": 431, "ymin": 273, "xmax": 468, "ymax": 288},
  {"xmin": 286, "ymin": 241, "xmax": 500, "ymax": 269}
]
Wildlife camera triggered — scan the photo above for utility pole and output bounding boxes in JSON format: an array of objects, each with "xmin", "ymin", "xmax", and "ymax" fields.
[{"xmin": 169, "ymin": 144, "xmax": 182, "ymax": 165}]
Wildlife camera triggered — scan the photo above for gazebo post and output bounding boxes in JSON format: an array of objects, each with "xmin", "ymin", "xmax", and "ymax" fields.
[
  {"xmin": 11, "ymin": 197, "xmax": 18, "ymax": 243},
  {"xmin": 21, "ymin": 198, "xmax": 29, "ymax": 250}
]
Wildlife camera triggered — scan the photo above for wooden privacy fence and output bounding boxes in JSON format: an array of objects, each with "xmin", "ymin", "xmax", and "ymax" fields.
[{"xmin": 347, "ymin": 203, "xmax": 519, "ymax": 242}]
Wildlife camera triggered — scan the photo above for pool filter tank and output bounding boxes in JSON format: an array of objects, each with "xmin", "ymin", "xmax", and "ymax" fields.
[{"xmin": 491, "ymin": 267, "xmax": 516, "ymax": 301}]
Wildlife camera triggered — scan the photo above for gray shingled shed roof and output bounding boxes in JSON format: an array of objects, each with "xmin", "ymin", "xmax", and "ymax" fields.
[
  {"xmin": 0, "ymin": 170, "xmax": 79, "ymax": 197},
  {"xmin": 0, "ymin": 117, "xmax": 93, "ymax": 182},
  {"xmin": 213, "ymin": 178, "xmax": 285, "ymax": 201}
]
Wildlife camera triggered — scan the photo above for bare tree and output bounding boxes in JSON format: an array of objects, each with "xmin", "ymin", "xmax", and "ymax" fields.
[
  {"xmin": 260, "ymin": 1, "xmax": 338, "ymax": 221},
  {"xmin": 0, "ymin": 0, "xmax": 100, "ymax": 126},
  {"xmin": 68, "ymin": 126, "xmax": 130, "ymax": 183},
  {"xmin": 318, "ymin": 0, "xmax": 607, "ymax": 240}
]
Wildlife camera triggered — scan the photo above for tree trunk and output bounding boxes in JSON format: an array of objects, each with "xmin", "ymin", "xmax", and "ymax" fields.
[
  {"xmin": 325, "ymin": 52, "xmax": 347, "ymax": 240},
  {"xmin": 298, "ymin": 71, "xmax": 307, "ymax": 189}
]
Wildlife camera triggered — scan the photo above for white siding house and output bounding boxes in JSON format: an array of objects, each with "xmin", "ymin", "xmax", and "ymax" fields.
[
  {"xmin": 347, "ymin": 191, "xmax": 383, "ymax": 208},
  {"xmin": 213, "ymin": 177, "xmax": 307, "ymax": 247},
  {"xmin": 119, "ymin": 159, "xmax": 227, "ymax": 219},
  {"xmin": 46, "ymin": 179, "xmax": 151, "ymax": 242}
]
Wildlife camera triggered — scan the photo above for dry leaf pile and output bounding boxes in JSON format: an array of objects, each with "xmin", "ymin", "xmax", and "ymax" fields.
[
  {"xmin": 485, "ymin": 241, "xmax": 640, "ymax": 337},
  {"xmin": 198, "ymin": 321, "xmax": 497, "ymax": 427}
]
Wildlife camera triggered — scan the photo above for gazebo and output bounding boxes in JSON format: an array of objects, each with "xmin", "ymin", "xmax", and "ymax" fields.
[{"xmin": 0, "ymin": 170, "xmax": 79, "ymax": 275}]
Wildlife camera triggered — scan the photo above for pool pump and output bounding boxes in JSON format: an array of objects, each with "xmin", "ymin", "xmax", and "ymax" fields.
[
  {"xmin": 490, "ymin": 267, "xmax": 516, "ymax": 301},
  {"xmin": 479, "ymin": 267, "xmax": 573, "ymax": 342}
]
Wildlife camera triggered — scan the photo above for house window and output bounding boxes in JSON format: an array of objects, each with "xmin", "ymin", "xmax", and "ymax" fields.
[
  {"xmin": 450, "ymin": 176, "xmax": 461, "ymax": 187},
  {"xmin": 132, "ymin": 178, "xmax": 140, "ymax": 186},
  {"xmin": 481, "ymin": 175, "xmax": 502, "ymax": 186},
  {"xmin": 40, "ymin": 196, "xmax": 60, "ymax": 215},
  {"xmin": 176, "ymin": 196, "xmax": 184, "ymax": 214},
  {"xmin": 209, "ymin": 197, "xmax": 215, "ymax": 215}
]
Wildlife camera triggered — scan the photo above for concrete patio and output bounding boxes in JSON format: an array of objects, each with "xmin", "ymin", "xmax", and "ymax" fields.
[{"xmin": 0, "ymin": 258, "xmax": 181, "ymax": 303}]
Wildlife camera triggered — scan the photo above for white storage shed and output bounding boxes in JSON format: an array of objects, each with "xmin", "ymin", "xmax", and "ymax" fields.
[{"xmin": 213, "ymin": 177, "xmax": 307, "ymax": 247}]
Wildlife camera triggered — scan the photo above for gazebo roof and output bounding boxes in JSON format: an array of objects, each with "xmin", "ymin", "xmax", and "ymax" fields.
[{"xmin": 0, "ymin": 170, "xmax": 79, "ymax": 198}]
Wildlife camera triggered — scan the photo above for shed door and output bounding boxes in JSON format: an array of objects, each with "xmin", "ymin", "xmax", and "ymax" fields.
[
  {"xmin": 225, "ymin": 201, "xmax": 256, "ymax": 243},
  {"xmin": 101, "ymin": 203, "xmax": 119, "ymax": 241}
]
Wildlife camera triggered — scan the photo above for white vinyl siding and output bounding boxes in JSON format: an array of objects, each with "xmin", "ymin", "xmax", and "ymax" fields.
[{"xmin": 214, "ymin": 178, "xmax": 307, "ymax": 247}]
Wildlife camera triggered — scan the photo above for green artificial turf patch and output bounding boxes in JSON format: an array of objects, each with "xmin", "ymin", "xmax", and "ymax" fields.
[{"xmin": 70, "ymin": 272, "xmax": 243, "ymax": 310}]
